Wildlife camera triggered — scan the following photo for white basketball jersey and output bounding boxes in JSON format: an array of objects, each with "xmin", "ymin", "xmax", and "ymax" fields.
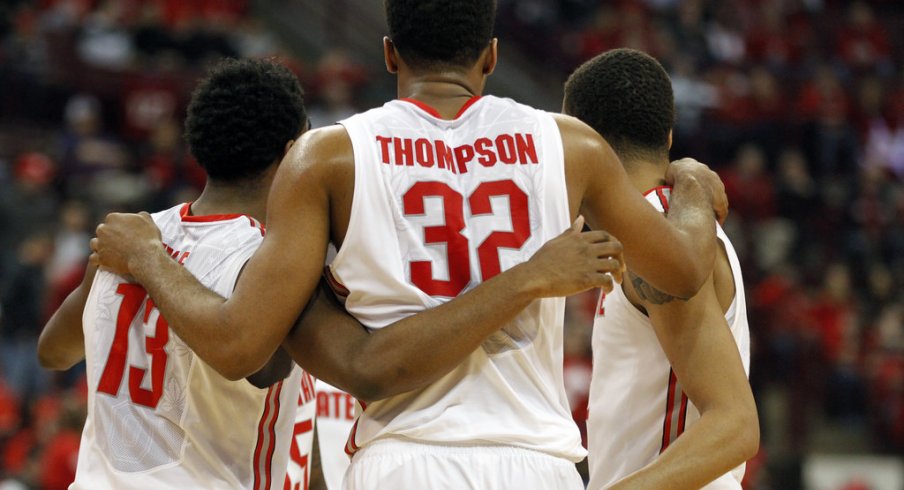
[
  {"xmin": 587, "ymin": 187, "xmax": 750, "ymax": 490},
  {"xmin": 314, "ymin": 380, "xmax": 356, "ymax": 489},
  {"xmin": 74, "ymin": 203, "xmax": 302, "ymax": 490},
  {"xmin": 284, "ymin": 371, "xmax": 318, "ymax": 490},
  {"xmin": 330, "ymin": 95, "xmax": 583, "ymax": 461}
]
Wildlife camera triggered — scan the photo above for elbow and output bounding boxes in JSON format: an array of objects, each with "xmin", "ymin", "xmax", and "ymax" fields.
[
  {"xmin": 339, "ymin": 357, "xmax": 396, "ymax": 403},
  {"xmin": 36, "ymin": 345, "xmax": 59, "ymax": 370},
  {"xmin": 735, "ymin": 405, "xmax": 761, "ymax": 462},
  {"xmin": 37, "ymin": 345, "xmax": 74, "ymax": 371},
  {"xmin": 671, "ymin": 260, "xmax": 709, "ymax": 300},
  {"xmin": 206, "ymin": 345, "xmax": 268, "ymax": 382},
  {"xmin": 720, "ymin": 401, "xmax": 760, "ymax": 465},
  {"xmin": 37, "ymin": 335, "xmax": 67, "ymax": 371}
]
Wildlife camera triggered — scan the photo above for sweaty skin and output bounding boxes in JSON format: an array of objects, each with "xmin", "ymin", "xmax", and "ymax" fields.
[{"xmin": 89, "ymin": 39, "xmax": 726, "ymax": 395}]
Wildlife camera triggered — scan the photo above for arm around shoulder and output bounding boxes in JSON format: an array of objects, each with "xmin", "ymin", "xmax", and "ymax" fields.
[{"xmin": 556, "ymin": 114, "xmax": 716, "ymax": 298}]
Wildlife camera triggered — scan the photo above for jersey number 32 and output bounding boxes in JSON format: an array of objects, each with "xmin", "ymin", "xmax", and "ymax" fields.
[{"xmin": 403, "ymin": 179, "xmax": 530, "ymax": 297}]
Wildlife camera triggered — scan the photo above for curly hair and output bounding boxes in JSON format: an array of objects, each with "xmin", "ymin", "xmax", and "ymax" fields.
[
  {"xmin": 385, "ymin": 0, "xmax": 496, "ymax": 71},
  {"xmin": 184, "ymin": 58, "xmax": 306, "ymax": 182},
  {"xmin": 563, "ymin": 48, "xmax": 674, "ymax": 159}
]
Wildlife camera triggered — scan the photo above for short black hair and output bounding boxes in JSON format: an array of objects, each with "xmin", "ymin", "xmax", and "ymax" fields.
[
  {"xmin": 185, "ymin": 58, "xmax": 306, "ymax": 182},
  {"xmin": 563, "ymin": 48, "xmax": 674, "ymax": 158},
  {"xmin": 385, "ymin": 0, "xmax": 496, "ymax": 71}
]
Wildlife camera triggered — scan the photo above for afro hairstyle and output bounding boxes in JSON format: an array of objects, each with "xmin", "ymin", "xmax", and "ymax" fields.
[{"xmin": 184, "ymin": 58, "xmax": 306, "ymax": 182}]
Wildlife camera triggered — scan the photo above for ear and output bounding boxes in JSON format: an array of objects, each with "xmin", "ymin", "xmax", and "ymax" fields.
[
  {"xmin": 384, "ymin": 37, "xmax": 399, "ymax": 74},
  {"xmin": 283, "ymin": 139, "xmax": 296, "ymax": 157},
  {"xmin": 668, "ymin": 130, "xmax": 673, "ymax": 150},
  {"xmin": 482, "ymin": 38, "xmax": 498, "ymax": 75}
]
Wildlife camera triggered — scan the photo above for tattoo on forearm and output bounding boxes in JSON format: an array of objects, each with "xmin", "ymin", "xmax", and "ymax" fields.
[{"xmin": 629, "ymin": 272, "xmax": 686, "ymax": 305}]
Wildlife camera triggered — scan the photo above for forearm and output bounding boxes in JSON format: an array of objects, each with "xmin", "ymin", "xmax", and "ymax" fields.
[
  {"xmin": 128, "ymin": 247, "xmax": 265, "ymax": 379},
  {"xmin": 609, "ymin": 407, "xmax": 759, "ymax": 490},
  {"xmin": 658, "ymin": 173, "xmax": 716, "ymax": 297},
  {"xmin": 289, "ymin": 220, "xmax": 617, "ymax": 401},
  {"xmin": 37, "ymin": 265, "xmax": 96, "ymax": 370},
  {"xmin": 351, "ymin": 262, "xmax": 543, "ymax": 400}
]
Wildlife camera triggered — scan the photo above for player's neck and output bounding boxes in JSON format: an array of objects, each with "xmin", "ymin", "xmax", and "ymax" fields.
[
  {"xmin": 397, "ymin": 70, "xmax": 485, "ymax": 120},
  {"xmin": 190, "ymin": 166, "xmax": 277, "ymax": 223},
  {"xmin": 621, "ymin": 155, "xmax": 669, "ymax": 193}
]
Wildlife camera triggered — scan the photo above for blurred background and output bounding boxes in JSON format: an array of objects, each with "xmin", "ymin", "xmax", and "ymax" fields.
[{"xmin": 0, "ymin": 0, "xmax": 902, "ymax": 489}]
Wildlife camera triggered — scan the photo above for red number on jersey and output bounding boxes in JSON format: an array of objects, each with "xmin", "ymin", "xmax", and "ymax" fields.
[
  {"xmin": 403, "ymin": 181, "xmax": 471, "ymax": 297},
  {"xmin": 469, "ymin": 180, "xmax": 530, "ymax": 280},
  {"xmin": 402, "ymin": 179, "xmax": 531, "ymax": 296},
  {"xmin": 283, "ymin": 417, "xmax": 313, "ymax": 490},
  {"xmin": 96, "ymin": 284, "xmax": 170, "ymax": 408}
]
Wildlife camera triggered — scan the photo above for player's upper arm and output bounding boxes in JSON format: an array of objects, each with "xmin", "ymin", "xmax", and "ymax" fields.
[
  {"xmin": 557, "ymin": 114, "xmax": 709, "ymax": 298},
  {"xmin": 37, "ymin": 264, "xmax": 97, "ymax": 370},
  {"xmin": 630, "ymin": 273, "xmax": 756, "ymax": 435},
  {"xmin": 214, "ymin": 126, "xmax": 351, "ymax": 378}
]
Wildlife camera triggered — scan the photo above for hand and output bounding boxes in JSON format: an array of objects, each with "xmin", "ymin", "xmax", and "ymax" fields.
[
  {"xmin": 517, "ymin": 216, "xmax": 625, "ymax": 298},
  {"xmin": 666, "ymin": 158, "xmax": 729, "ymax": 224},
  {"xmin": 89, "ymin": 212, "xmax": 162, "ymax": 276}
]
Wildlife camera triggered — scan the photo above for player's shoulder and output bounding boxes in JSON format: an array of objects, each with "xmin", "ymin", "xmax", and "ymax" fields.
[
  {"xmin": 285, "ymin": 125, "xmax": 353, "ymax": 175},
  {"xmin": 551, "ymin": 113, "xmax": 606, "ymax": 145},
  {"xmin": 551, "ymin": 113, "xmax": 618, "ymax": 176}
]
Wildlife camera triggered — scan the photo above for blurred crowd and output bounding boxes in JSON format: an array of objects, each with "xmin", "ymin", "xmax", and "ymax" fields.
[{"xmin": 1, "ymin": 0, "xmax": 903, "ymax": 488}]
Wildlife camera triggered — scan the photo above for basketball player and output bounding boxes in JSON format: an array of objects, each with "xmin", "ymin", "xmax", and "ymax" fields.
[
  {"xmin": 88, "ymin": 1, "xmax": 730, "ymax": 487},
  {"xmin": 37, "ymin": 59, "xmax": 308, "ymax": 489},
  {"xmin": 564, "ymin": 49, "xmax": 759, "ymax": 489}
]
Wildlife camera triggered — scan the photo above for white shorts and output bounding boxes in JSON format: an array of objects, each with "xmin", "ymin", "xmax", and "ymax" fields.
[{"xmin": 342, "ymin": 438, "xmax": 584, "ymax": 490}]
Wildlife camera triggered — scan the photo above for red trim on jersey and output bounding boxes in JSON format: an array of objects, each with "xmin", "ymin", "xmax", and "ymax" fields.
[
  {"xmin": 660, "ymin": 369, "xmax": 689, "ymax": 453},
  {"xmin": 400, "ymin": 98, "xmax": 442, "ymax": 118},
  {"xmin": 324, "ymin": 267, "xmax": 350, "ymax": 298},
  {"xmin": 399, "ymin": 96, "xmax": 483, "ymax": 121},
  {"xmin": 660, "ymin": 370, "xmax": 677, "ymax": 452},
  {"xmin": 253, "ymin": 382, "xmax": 283, "ymax": 490},
  {"xmin": 344, "ymin": 400, "xmax": 367, "ymax": 456},
  {"xmin": 253, "ymin": 387, "xmax": 273, "ymax": 489},
  {"xmin": 454, "ymin": 96, "xmax": 483, "ymax": 119},
  {"xmin": 262, "ymin": 381, "xmax": 283, "ymax": 490},
  {"xmin": 677, "ymin": 392, "xmax": 689, "ymax": 435},
  {"xmin": 180, "ymin": 202, "xmax": 245, "ymax": 222},
  {"xmin": 642, "ymin": 186, "xmax": 673, "ymax": 213}
]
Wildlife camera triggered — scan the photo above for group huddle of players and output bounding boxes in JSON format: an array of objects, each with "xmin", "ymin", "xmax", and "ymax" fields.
[{"xmin": 36, "ymin": 1, "xmax": 758, "ymax": 489}]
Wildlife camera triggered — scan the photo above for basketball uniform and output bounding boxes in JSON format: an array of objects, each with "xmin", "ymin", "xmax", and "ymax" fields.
[
  {"xmin": 73, "ymin": 203, "xmax": 302, "ymax": 490},
  {"xmin": 331, "ymin": 96, "xmax": 584, "ymax": 489},
  {"xmin": 586, "ymin": 187, "xmax": 750, "ymax": 490},
  {"xmin": 314, "ymin": 380, "xmax": 355, "ymax": 489},
  {"xmin": 284, "ymin": 371, "xmax": 318, "ymax": 490}
]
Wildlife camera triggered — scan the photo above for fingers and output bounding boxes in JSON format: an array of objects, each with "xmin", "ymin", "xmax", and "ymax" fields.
[
  {"xmin": 571, "ymin": 215, "xmax": 585, "ymax": 233},
  {"xmin": 591, "ymin": 272, "xmax": 615, "ymax": 294}
]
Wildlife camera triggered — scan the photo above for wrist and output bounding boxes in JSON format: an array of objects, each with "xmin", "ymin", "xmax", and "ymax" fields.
[
  {"xmin": 506, "ymin": 261, "xmax": 549, "ymax": 300},
  {"xmin": 127, "ymin": 241, "xmax": 165, "ymax": 282}
]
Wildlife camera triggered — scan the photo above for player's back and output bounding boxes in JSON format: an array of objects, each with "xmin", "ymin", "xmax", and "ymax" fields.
[
  {"xmin": 587, "ymin": 187, "xmax": 750, "ymax": 490},
  {"xmin": 330, "ymin": 95, "xmax": 583, "ymax": 461},
  {"xmin": 75, "ymin": 203, "xmax": 301, "ymax": 490}
]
